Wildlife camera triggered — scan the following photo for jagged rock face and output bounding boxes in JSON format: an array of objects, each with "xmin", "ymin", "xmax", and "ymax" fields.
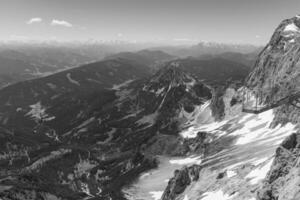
[
  {"xmin": 161, "ymin": 165, "xmax": 201, "ymax": 200},
  {"xmin": 137, "ymin": 62, "xmax": 212, "ymax": 135},
  {"xmin": 257, "ymin": 133, "xmax": 300, "ymax": 200},
  {"xmin": 246, "ymin": 15, "xmax": 300, "ymax": 126},
  {"xmin": 247, "ymin": 15, "xmax": 300, "ymax": 99}
]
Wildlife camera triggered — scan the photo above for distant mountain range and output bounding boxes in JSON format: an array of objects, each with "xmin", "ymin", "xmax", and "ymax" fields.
[
  {"xmin": 104, "ymin": 49, "xmax": 176, "ymax": 71},
  {"xmin": 0, "ymin": 42, "xmax": 259, "ymax": 88},
  {"xmin": 152, "ymin": 42, "xmax": 262, "ymax": 58}
]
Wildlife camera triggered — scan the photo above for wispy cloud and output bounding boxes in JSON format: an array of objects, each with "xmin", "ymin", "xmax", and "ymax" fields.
[
  {"xmin": 51, "ymin": 19, "xmax": 72, "ymax": 27},
  {"xmin": 9, "ymin": 34, "xmax": 29, "ymax": 41},
  {"xmin": 173, "ymin": 38, "xmax": 193, "ymax": 42},
  {"xmin": 173, "ymin": 38, "xmax": 199, "ymax": 44},
  {"xmin": 26, "ymin": 17, "xmax": 42, "ymax": 24}
]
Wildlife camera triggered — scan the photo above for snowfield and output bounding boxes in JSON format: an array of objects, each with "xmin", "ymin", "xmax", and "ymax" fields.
[
  {"xmin": 178, "ymin": 108, "xmax": 296, "ymax": 200},
  {"xmin": 123, "ymin": 104, "xmax": 297, "ymax": 200},
  {"xmin": 122, "ymin": 156, "xmax": 199, "ymax": 200},
  {"xmin": 169, "ymin": 155, "xmax": 202, "ymax": 165},
  {"xmin": 201, "ymin": 190, "xmax": 233, "ymax": 200}
]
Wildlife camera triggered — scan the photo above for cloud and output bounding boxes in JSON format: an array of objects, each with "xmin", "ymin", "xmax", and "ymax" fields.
[
  {"xmin": 51, "ymin": 19, "xmax": 72, "ymax": 27},
  {"xmin": 9, "ymin": 34, "xmax": 29, "ymax": 41},
  {"xmin": 173, "ymin": 38, "xmax": 193, "ymax": 42},
  {"xmin": 255, "ymin": 35, "xmax": 261, "ymax": 39},
  {"xmin": 173, "ymin": 38, "xmax": 199, "ymax": 43},
  {"xmin": 26, "ymin": 17, "xmax": 42, "ymax": 24}
]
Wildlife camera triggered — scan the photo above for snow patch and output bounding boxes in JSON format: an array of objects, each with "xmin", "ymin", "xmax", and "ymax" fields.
[
  {"xmin": 81, "ymin": 182, "xmax": 94, "ymax": 199},
  {"xmin": 184, "ymin": 78, "xmax": 196, "ymax": 91},
  {"xmin": 140, "ymin": 172, "xmax": 151, "ymax": 179},
  {"xmin": 227, "ymin": 170, "xmax": 237, "ymax": 178},
  {"xmin": 283, "ymin": 23, "xmax": 300, "ymax": 32},
  {"xmin": 155, "ymin": 87, "xmax": 165, "ymax": 96},
  {"xmin": 149, "ymin": 191, "xmax": 163, "ymax": 200},
  {"xmin": 201, "ymin": 190, "xmax": 232, "ymax": 200},
  {"xmin": 112, "ymin": 79, "xmax": 134, "ymax": 90},
  {"xmin": 169, "ymin": 156, "xmax": 202, "ymax": 165},
  {"xmin": 183, "ymin": 194, "xmax": 189, "ymax": 200},
  {"xmin": 74, "ymin": 158, "xmax": 97, "ymax": 177},
  {"xmin": 87, "ymin": 78, "xmax": 102, "ymax": 84},
  {"xmin": 251, "ymin": 157, "xmax": 269, "ymax": 166},
  {"xmin": 66, "ymin": 73, "xmax": 80, "ymax": 86},
  {"xmin": 136, "ymin": 112, "xmax": 158, "ymax": 127},
  {"xmin": 180, "ymin": 118, "xmax": 228, "ymax": 139},
  {"xmin": 77, "ymin": 117, "xmax": 95, "ymax": 128},
  {"xmin": 97, "ymin": 128, "xmax": 116, "ymax": 144},
  {"xmin": 180, "ymin": 101, "xmax": 215, "ymax": 138},
  {"xmin": 289, "ymin": 39, "xmax": 295, "ymax": 43},
  {"xmin": 180, "ymin": 126, "xmax": 199, "ymax": 138},
  {"xmin": 245, "ymin": 158, "xmax": 274, "ymax": 185},
  {"xmin": 22, "ymin": 149, "xmax": 71, "ymax": 172},
  {"xmin": 26, "ymin": 102, "xmax": 55, "ymax": 121},
  {"xmin": 232, "ymin": 110, "xmax": 295, "ymax": 145},
  {"xmin": 47, "ymin": 83, "xmax": 57, "ymax": 89}
]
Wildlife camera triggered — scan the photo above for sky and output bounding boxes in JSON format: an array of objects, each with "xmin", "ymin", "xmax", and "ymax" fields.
[{"xmin": 0, "ymin": 0, "xmax": 299, "ymax": 45}]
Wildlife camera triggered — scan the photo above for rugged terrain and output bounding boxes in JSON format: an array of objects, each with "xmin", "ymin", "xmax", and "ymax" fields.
[
  {"xmin": 0, "ymin": 54, "xmax": 223, "ymax": 199},
  {"xmin": 155, "ymin": 15, "xmax": 300, "ymax": 200}
]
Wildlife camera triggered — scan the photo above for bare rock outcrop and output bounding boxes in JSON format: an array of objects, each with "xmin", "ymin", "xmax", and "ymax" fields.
[
  {"xmin": 258, "ymin": 133, "xmax": 300, "ymax": 200},
  {"xmin": 161, "ymin": 165, "xmax": 201, "ymax": 200},
  {"xmin": 246, "ymin": 15, "xmax": 300, "ymax": 126}
]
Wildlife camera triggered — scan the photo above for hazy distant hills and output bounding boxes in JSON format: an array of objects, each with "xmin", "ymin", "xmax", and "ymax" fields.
[
  {"xmin": 0, "ymin": 42, "xmax": 152, "ymax": 88},
  {"xmin": 152, "ymin": 41, "xmax": 262, "ymax": 58},
  {"xmin": 163, "ymin": 57, "xmax": 251, "ymax": 85},
  {"xmin": 105, "ymin": 49, "xmax": 176, "ymax": 71},
  {"xmin": 0, "ymin": 42, "xmax": 260, "ymax": 88},
  {"xmin": 0, "ymin": 58, "xmax": 151, "ymax": 134},
  {"xmin": 0, "ymin": 48, "xmax": 94, "ymax": 88},
  {"xmin": 196, "ymin": 51, "xmax": 259, "ymax": 68}
]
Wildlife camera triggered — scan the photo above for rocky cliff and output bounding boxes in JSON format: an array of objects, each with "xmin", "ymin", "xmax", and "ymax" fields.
[
  {"xmin": 161, "ymin": 165, "xmax": 202, "ymax": 200},
  {"xmin": 258, "ymin": 133, "xmax": 300, "ymax": 200},
  {"xmin": 246, "ymin": 15, "xmax": 300, "ymax": 126}
]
